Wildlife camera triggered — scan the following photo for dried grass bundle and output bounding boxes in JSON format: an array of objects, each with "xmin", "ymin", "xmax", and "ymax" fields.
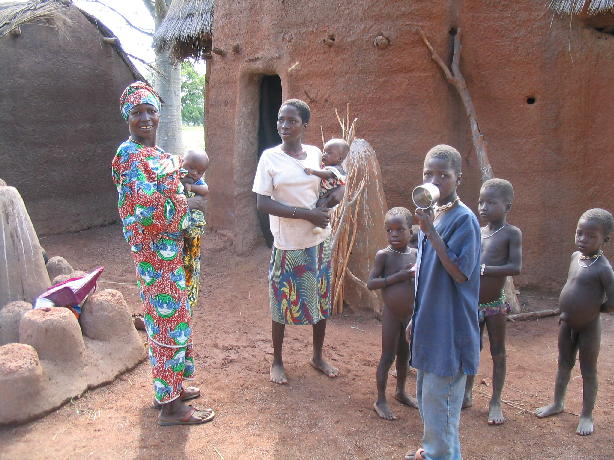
[{"xmin": 329, "ymin": 108, "xmax": 388, "ymax": 315}]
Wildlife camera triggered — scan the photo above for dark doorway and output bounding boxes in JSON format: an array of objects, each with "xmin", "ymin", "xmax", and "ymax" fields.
[{"xmin": 257, "ymin": 75, "xmax": 282, "ymax": 247}]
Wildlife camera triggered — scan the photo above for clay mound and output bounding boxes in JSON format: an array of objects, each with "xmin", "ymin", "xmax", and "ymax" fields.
[
  {"xmin": 0, "ymin": 289, "xmax": 145, "ymax": 425},
  {"xmin": 0, "ymin": 186, "xmax": 50, "ymax": 309},
  {"xmin": 46, "ymin": 256, "xmax": 74, "ymax": 281},
  {"xmin": 0, "ymin": 301, "xmax": 33, "ymax": 346},
  {"xmin": 51, "ymin": 270, "xmax": 88, "ymax": 286}
]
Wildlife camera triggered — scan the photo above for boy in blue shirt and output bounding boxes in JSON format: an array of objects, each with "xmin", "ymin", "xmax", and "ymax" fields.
[{"xmin": 405, "ymin": 145, "xmax": 481, "ymax": 460}]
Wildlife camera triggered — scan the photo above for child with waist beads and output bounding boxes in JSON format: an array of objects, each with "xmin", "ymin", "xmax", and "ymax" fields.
[{"xmin": 462, "ymin": 178, "xmax": 522, "ymax": 427}]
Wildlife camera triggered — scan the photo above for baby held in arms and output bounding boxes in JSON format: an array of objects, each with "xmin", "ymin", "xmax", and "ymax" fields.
[{"xmin": 305, "ymin": 138, "xmax": 349, "ymax": 234}]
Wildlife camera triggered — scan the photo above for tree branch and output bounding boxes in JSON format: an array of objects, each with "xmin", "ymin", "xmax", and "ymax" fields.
[
  {"xmin": 82, "ymin": 0, "xmax": 153, "ymax": 36},
  {"xmin": 125, "ymin": 52, "xmax": 161, "ymax": 76},
  {"xmin": 417, "ymin": 28, "xmax": 455, "ymax": 84}
]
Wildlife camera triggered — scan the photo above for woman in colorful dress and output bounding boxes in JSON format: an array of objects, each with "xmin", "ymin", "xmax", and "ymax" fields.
[
  {"xmin": 252, "ymin": 98, "xmax": 339, "ymax": 384},
  {"xmin": 112, "ymin": 81, "xmax": 214, "ymax": 425}
]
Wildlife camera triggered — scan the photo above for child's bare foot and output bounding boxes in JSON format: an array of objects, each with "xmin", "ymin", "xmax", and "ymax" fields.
[
  {"xmin": 373, "ymin": 401, "xmax": 397, "ymax": 420},
  {"xmin": 488, "ymin": 400, "xmax": 505, "ymax": 425},
  {"xmin": 462, "ymin": 393, "xmax": 473, "ymax": 409},
  {"xmin": 394, "ymin": 391, "xmax": 418, "ymax": 408},
  {"xmin": 535, "ymin": 403, "xmax": 564, "ymax": 418},
  {"xmin": 270, "ymin": 362, "xmax": 288, "ymax": 384},
  {"xmin": 310, "ymin": 358, "xmax": 339, "ymax": 378},
  {"xmin": 576, "ymin": 416, "xmax": 594, "ymax": 436}
]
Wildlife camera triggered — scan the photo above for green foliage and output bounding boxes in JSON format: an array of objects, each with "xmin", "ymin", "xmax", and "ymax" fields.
[{"xmin": 181, "ymin": 60, "xmax": 205, "ymax": 126}]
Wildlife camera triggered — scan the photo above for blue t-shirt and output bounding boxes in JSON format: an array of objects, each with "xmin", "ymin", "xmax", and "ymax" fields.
[{"xmin": 410, "ymin": 201, "xmax": 481, "ymax": 377}]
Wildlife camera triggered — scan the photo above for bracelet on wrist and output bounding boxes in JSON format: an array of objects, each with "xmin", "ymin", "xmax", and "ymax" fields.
[
  {"xmin": 291, "ymin": 207, "xmax": 297, "ymax": 218},
  {"xmin": 480, "ymin": 263, "xmax": 486, "ymax": 276}
]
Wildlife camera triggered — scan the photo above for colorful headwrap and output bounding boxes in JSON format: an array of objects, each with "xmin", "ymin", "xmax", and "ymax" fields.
[{"xmin": 119, "ymin": 81, "xmax": 161, "ymax": 120}]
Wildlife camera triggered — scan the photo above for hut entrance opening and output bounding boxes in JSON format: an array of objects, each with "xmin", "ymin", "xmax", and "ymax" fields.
[{"xmin": 256, "ymin": 74, "xmax": 282, "ymax": 247}]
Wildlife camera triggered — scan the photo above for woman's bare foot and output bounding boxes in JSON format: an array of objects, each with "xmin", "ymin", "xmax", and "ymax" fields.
[
  {"xmin": 488, "ymin": 400, "xmax": 505, "ymax": 425},
  {"xmin": 394, "ymin": 391, "xmax": 418, "ymax": 408},
  {"xmin": 310, "ymin": 358, "xmax": 339, "ymax": 378},
  {"xmin": 373, "ymin": 401, "xmax": 397, "ymax": 420},
  {"xmin": 535, "ymin": 403, "xmax": 564, "ymax": 418},
  {"xmin": 576, "ymin": 416, "xmax": 594, "ymax": 436},
  {"xmin": 270, "ymin": 362, "xmax": 288, "ymax": 384}
]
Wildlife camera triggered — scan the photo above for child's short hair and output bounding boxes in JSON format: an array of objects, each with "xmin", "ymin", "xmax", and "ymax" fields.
[
  {"xmin": 481, "ymin": 178, "xmax": 514, "ymax": 204},
  {"xmin": 324, "ymin": 138, "xmax": 350, "ymax": 154},
  {"xmin": 580, "ymin": 208, "xmax": 614, "ymax": 236},
  {"xmin": 184, "ymin": 150, "xmax": 209, "ymax": 166},
  {"xmin": 385, "ymin": 207, "xmax": 413, "ymax": 228},
  {"xmin": 281, "ymin": 99, "xmax": 311, "ymax": 124},
  {"xmin": 424, "ymin": 144, "xmax": 462, "ymax": 174}
]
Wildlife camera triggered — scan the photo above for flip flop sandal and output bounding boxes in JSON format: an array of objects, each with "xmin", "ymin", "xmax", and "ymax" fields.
[
  {"xmin": 158, "ymin": 407, "xmax": 215, "ymax": 426},
  {"xmin": 153, "ymin": 387, "xmax": 201, "ymax": 409},
  {"xmin": 132, "ymin": 314, "xmax": 145, "ymax": 331},
  {"xmin": 404, "ymin": 448, "xmax": 426, "ymax": 460}
]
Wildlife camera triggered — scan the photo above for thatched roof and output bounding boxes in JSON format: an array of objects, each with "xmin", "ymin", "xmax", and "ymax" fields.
[
  {"xmin": 0, "ymin": 0, "xmax": 144, "ymax": 81},
  {"xmin": 153, "ymin": 0, "xmax": 213, "ymax": 62},
  {"xmin": 0, "ymin": 0, "xmax": 71, "ymax": 38},
  {"xmin": 548, "ymin": 0, "xmax": 614, "ymax": 15}
]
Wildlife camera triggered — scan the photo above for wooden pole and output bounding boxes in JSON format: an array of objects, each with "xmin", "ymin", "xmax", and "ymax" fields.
[{"xmin": 418, "ymin": 28, "xmax": 521, "ymax": 312}]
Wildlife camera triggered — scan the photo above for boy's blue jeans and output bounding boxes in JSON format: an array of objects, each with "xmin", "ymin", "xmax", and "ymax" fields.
[{"xmin": 416, "ymin": 369, "xmax": 467, "ymax": 460}]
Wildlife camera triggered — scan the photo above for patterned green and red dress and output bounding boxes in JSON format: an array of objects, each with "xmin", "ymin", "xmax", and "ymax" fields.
[{"xmin": 112, "ymin": 139, "xmax": 195, "ymax": 404}]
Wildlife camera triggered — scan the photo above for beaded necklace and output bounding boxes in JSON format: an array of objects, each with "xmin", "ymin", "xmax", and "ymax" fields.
[
  {"xmin": 482, "ymin": 224, "xmax": 507, "ymax": 239},
  {"xmin": 578, "ymin": 250, "xmax": 603, "ymax": 268},
  {"xmin": 434, "ymin": 197, "xmax": 459, "ymax": 218},
  {"xmin": 385, "ymin": 245, "xmax": 412, "ymax": 255}
]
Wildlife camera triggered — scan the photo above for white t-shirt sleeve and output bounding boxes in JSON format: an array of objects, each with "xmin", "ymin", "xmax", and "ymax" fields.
[{"xmin": 252, "ymin": 151, "xmax": 273, "ymax": 196}]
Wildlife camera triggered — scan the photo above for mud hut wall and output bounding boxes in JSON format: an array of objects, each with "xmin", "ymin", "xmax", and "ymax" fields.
[
  {"xmin": 0, "ymin": 7, "xmax": 137, "ymax": 236},
  {"xmin": 205, "ymin": 0, "xmax": 614, "ymax": 291},
  {"xmin": 206, "ymin": 0, "xmax": 469, "ymax": 250},
  {"xmin": 457, "ymin": 0, "xmax": 614, "ymax": 290}
]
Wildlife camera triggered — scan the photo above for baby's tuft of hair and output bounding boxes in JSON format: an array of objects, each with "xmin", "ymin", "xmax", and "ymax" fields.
[
  {"xmin": 424, "ymin": 144, "xmax": 462, "ymax": 174},
  {"xmin": 324, "ymin": 138, "xmax": 350, "ymax": 154},
  {"xmin": 385, "ymin": 207, "xmax": 413, "ymax": 228},
  {"xmin": 481, "ymin": 178, "xmax": 514, "ymax": 204},
  {"xmin": 281, "ymin": 99, "xmax": 311, "ymax": 124},
  {"xmin": 580, "ymin": 208, "xmax": 614, "ymax": 236}
]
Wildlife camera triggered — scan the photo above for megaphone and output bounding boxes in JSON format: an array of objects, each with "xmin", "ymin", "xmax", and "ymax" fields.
[{"xmin": 411, "ymin": 183, "xmax": 440, "ymax": 210}]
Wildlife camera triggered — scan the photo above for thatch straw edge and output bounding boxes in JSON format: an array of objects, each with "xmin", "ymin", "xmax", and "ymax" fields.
[
  {"xmin": 0, "ymin": 0, "xmax": 70, "ymax": 38},
  {"xmin": 153, "ymin": 0, "xmax": 214, "ymax": 62},
  {"xmin": 548, "ymin": 0, "xmax": 614, "ymax": 16}
]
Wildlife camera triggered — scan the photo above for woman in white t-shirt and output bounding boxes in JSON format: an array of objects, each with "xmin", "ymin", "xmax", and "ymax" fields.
[{"xmin": 252, "ymin": 99, "xmax": 339, "ymax": 384}]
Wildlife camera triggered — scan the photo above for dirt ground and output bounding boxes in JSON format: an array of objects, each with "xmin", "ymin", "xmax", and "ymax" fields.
[{"xmin": 1, "ymin": 224, "xmax": 613, "ymax": 460}]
